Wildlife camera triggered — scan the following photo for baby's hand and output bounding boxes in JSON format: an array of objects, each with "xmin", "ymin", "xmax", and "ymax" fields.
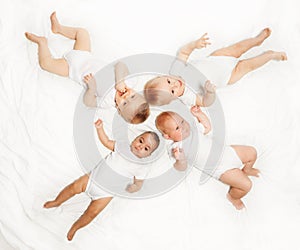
[
  {"xmin": 194, "ymin": 33, "xmax": 211, "ymax": 49},
  {"xmin": 83, "ymin": 73, "xmax": 97, "ymax": 90},
  {"xmin": 126, "ymin": 183, "xmax": 140, "ymax": 193},
  {"xmin": 172, "ymin": 147, "xmax": 186, "ymax": 161},
  {"xmin": 115, "ymin": 81, "xmax": 127, "ymax": 93},
  {"xmin": 204, "ymin": 80, "xmax": 216, "ymax": 93},
  {"xmin": 190, "ymin": 105, "xmax": 204, "ymax": 118},
  {"xmin": 94, "ymin": 119, "xmax": 103, "ymax": 129}
]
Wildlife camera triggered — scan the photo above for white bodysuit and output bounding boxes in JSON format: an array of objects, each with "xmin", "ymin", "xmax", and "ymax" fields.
[
  {"xmin": 168, "ymin": 125, "xmax": 243, "ymax": 180},
  {"xmin": 64, "ymin": 50, "xmax": 106, "ymax": 87},
  {"xmin": 85, "ymin": 141, "xmax": 151, "ymax": 200}
]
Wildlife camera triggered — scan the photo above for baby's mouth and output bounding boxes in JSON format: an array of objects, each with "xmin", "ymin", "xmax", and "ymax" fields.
[{"xmin": 117, "ymin": 90, "xmax": 126, "ymax": 96}]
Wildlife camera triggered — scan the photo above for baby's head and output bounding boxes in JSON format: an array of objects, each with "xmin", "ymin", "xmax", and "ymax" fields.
[
  {"xmin": 115, "ymin": 88, "xmax": 150, "ymax": 124},
  {"xmin": 155, "ymin": 111, "xmax": 190, "ymax": 142},
  {"xmin": 144, "ymin": 75, "xmax": 185, "ymax": 106},
  {"xmin": 130, "ymin": 131, "xmax": 160, "ymax": 158}
]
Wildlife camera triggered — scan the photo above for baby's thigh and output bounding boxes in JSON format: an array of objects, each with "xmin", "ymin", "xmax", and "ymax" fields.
[
  {"xmin": 230, "ymin": 145, "xmax": 257, "ymax": 163},
  {"xmin": 41, "ymin": 58, "xmax": 69, "ymax": 77},
  {"xmin": 220, "ymin": 168, "xmax": 252, "ymax": 191},
  {"xmin": 73, "ymin": 174, "xmax": 90, "ymax": 192}
]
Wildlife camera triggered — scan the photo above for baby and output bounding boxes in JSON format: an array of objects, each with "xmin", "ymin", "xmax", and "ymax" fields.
[
  {"xmin": 144, "ymin": 75, "xmax": 216, "ymax": 107},
  {"xmin": 155, "ymin": 110, "xmax": 259, "ymax": 210},
  {"xmin": 25, "ymin": 12, "xmax": 149, "ymax": 124},
  {"xmin": 144, "ymin": 29, "xmax": 287, "ymax": 107},
  {"xmin": 44, "ymin": 119, "xmax": 160, "ymax": 241},
  {"xmin": 84, "ymin": 71, "xmax": 150, "ymax": 124}
]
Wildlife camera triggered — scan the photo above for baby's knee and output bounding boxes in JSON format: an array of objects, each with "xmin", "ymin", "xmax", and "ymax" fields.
[
  {"xmin": 236, "ymin": 59, "xmax": 255, "ymax": 72},
  {"xmin": 77, "ymin": 28, "xmax": 89, "ymax": 38},
  {"xmin": 86, "ymin": 205, "xmax": 102, "ymax": 219},
  {"xmin": 242, "ymin": 178, "xmax": 252, "ymax": 193}
]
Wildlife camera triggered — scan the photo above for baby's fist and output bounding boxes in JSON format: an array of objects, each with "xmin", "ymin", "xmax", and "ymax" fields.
[
  {"xmin": 190, "ymin": 105, "xmax": 203, "ymax": 117},
  {"xmin": 115, "ymin": 81, "xmax": 127, "ymax": 93},
  {"xmin": 172, "ymin": 147, "xmax": 186, "ymax": 161},
  {"xmin": 204, "ymin": 80, "xmax": 216, "ymax": 93},
  {"xmin": 94, "ymin": 119, "xmax": 103, "ymax": 129},
  {"xmin": 126, "ymin": 184, "xmax": 139, "ymax": 193}
]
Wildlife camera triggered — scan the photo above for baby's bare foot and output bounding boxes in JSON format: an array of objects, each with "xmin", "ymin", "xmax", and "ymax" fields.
[
  {"xmin": 44, "ymin": 200, "xmax": 59, "ymax": 208},
  {"xmin": 25, "ymin": 32, "xmax": 47, "ymax": 44},
  {"xmin": 67, "ymin": 226, "xmax": 77, "ymax": 241},
  {"xmin": 268, "ymin": 50, "xmax": 288, "ymax": 61},
  {"xmin": 243, "ymin": 167, "xmax": 260, "ymax": 177},
  {"xmin": 227, "ymin": 193, "xmax": 245, "ymax": 210},
  {"xmin": 50, "ymin": 11, "xmax": 61, "ymax": 34},
  {"xmin": 256, "ymin": 28, "xmax": 271, "ymax": 46}
]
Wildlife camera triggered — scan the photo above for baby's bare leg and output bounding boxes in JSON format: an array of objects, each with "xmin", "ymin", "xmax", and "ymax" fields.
[
  {"xmin": 50, "ymin": 12, "xmax": 90, "ymax": 51},
  {"xmin": 219, "ymin": 168, "xmax": 252, "ymax": 210},
  {"xmin": 228, "ymin": 50, "xmax": 287, "ymax": 84},
  {"xmin": 67, "ymin": 197, "xmax": 113, "ymax": 241},
  {"xmin": 25, "ymin": 32, "xmax": 69, "ymax": 76},
  {"xmin": 230, "ymin": 145, "xmax": 259, "ymax": 177},
  {"xmin": 210, "ymin": 28, "xmax": 271, "ymax": 58},
  {"xmin": 44, "ymin": 174, "xmax": 89, "ymax": 208}
]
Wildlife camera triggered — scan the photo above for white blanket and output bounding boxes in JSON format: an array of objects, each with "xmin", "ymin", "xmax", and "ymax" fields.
[{"xmin": 1, "ymin": 0, "xmax": 300, "ymax": 249}]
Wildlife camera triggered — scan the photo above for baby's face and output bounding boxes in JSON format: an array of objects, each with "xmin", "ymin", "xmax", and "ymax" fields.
[
  {"xmin": 152, "ymin": 75, "xmax": 185, "ymax": 98},
  {"xmin": 115, "ymin": 88, "xmax": 146, "ymax": 121},
  {"xmin": 158, "ymin": 113, "xmax": 190, "ymax": 142},
  {"xmin": 130, "ymin": 133, "xmax": 158, "ymax": 158}
]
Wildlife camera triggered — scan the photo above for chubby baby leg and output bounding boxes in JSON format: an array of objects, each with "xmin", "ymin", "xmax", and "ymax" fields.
[
  {"xmin": 219, "ymin": 168, "xmax": 252, "ymax": 210},
  {"xmin": 210, "ymin": 28, "xmax": 271, "ymax": 58},
  {"xmin": 44, "ymin": 174, "xmax": 89, "ymax": 208},
  {"xmin": 228, "ymin": 50, "xmax": 287, "ymax": 84},
  {"xmin": 231, "ymin": 145, "xmax": 259, "ymax": 177},
  {"xmin": 25, "ymin": 32, "xmax": 69, "ymax": 76},
  {"xmin": 50, "ymin": 11, "xmax": 91, "ymax": 51},
  {"xmin": 67, "ymin": 197, "xmax": 113, "ymax": 241}
]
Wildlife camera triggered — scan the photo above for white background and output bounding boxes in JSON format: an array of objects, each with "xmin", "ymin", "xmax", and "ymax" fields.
[{"xmin": 0, "ymin": 0, "xmax": 300, "ymax": 249}]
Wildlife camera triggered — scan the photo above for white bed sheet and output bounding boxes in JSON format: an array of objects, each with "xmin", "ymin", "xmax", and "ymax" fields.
[{"xmin": 1, "ymin": 0, "xmax": 300, "ymax": 249}]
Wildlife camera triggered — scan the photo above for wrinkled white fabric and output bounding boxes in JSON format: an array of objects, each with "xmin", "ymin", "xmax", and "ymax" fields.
[{"xmin": 1, "ymin": 0, "xmax": 300, "ymax": 250}]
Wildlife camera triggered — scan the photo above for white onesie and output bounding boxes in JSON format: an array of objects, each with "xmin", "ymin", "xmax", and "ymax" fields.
[
  {"xmin": 170, "ymin": 54, "xmax": 238, "ymax": 106},
  {"xmin": 168, "ymin": 124, "xmax": 243, "ymax": 180},
  {"xmin": 64, "ymin": 50, "xmax": 106, "ymax": 87},
  {"xmin": 188, "ymin": 55, "xmax": 238, "ymax": 87},
  {"xmin": 85, "ymin": 141, "xmax": 151, "ymax": 200}
]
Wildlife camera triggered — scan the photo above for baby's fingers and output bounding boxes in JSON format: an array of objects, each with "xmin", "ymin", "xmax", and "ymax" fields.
[
  {"xmin": 83, "ymin": 73, "xmax": 92, "ymax": 83},
  {"xmin": 191, "ymin": 105, "xmax": 200, "ymax": 112},
  {"xmin": 201, "ymin": 32, "xmax": 208, "ymax": 38},
  {"xmin": 94, "ymin": 119, "xmax": 103, "ymax": 126}
]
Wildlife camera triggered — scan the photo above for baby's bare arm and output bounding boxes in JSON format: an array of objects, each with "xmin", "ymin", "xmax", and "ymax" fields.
[
  {"xmin": 126, "ymin": 177, "xmax": 144, "ymax": 193},
  {"xmin": 83, "ymin": 73, "xmax": 97, "ymax": 107},
  {"xmin": 190, "ymin": 105, "xmax": 211, "ymax": 135},
  {"xmin": 201, "ymin": 80, "xmax": 216, "ymax": 107},
  {"xmin": 94, "ymin": 119, "xmax": 115, "ymax": 151},
  {"xmin": 177, "ymin": 33, "xmax": 211, "ymax": 63},
  {"xmin": 172, "ymin": 148, "xmax": 188, "ymax": 171},
  {"xmin": 114, "ymin": 61, "xmax": 129, "ymax": 92}
]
